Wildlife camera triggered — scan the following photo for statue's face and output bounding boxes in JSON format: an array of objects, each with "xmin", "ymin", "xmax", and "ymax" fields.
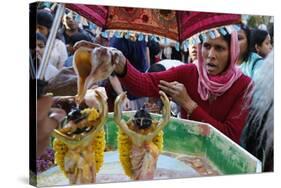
[{"xmin": 133, "ymin": 109, "xmax": 152, "ymax": 129}]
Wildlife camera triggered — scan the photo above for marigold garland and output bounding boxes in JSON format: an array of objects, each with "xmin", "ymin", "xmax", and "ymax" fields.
[
  {"xmin": 118, "ymin": 121, "xmax": 164, "ymax": 178},
  {"xmin": 53, "ymin": 108, "xmax": 105, "ymax": 175}
]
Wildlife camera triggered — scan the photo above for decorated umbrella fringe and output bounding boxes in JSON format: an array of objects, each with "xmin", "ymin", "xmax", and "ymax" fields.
[{"xmin": 91, "ymin": 24, "xmax": 241, "ymax": 52}]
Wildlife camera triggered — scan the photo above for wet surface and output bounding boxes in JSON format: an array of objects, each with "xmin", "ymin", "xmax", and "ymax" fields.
[
  {"xmin": 37, "ymin": 151, "xmax": 220, "ymax": 186},
  {"xmin": 162, "ymin": 151, "xmax": 221, "ymax": 176}
]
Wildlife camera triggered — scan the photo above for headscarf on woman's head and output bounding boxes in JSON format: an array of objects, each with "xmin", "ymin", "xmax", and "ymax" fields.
[{"xmin": 195, "ymin": 31, "xmax": 242, "ymax": 101}]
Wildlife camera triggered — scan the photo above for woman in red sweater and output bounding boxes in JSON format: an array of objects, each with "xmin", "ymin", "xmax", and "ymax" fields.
[{"xmin": 114, "ymin": 31, "xmax": 252, "ymax": 144}]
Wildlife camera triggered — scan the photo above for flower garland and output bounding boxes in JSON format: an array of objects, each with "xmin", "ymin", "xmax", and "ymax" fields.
[
  {"xmin": 118, "ymin": 121, "xmax": 164, "ymax": 178},
  {"xmin": 53, "ymin": 108, "xmax": 105, "ymax": 175}
]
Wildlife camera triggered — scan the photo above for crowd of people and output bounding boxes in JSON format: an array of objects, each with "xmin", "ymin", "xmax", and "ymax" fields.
[{"xmin": 33, "ymin": 6, "xmax": 274, "ymax": 172}]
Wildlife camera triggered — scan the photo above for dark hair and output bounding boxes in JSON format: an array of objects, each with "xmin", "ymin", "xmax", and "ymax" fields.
[
  {"xmin": 239, "ymin": 24, "xmax": 252, "ymax": 62},
  {"xmin": 171, "ymin": 47, "xmax": 182, "ymax": 61},
  {"xmin": 147, "ymin": 63, "xmax": 166, "ymax": 73},
  {"xmin": 147, "ymin": 38, "xmax": 161, "ymax": 64},
  {"xmin": 133, "ymin": 108, "xmax": 152, "ymax": 129},
  {"xmin": 36, "ymin": 32, "xmax": 47, "ymax": 44},
  {"xmin": 69, "ymin": 32, "xmax": 92, "ymax": 46},
  {"xmin": 36, "ymin": 10, "xmax": 53, "ymax": 29},
  {"xmin": 250, "ymin": 29, "xmax": 269, "ymax": 53},
  {"xmin": 221, "ymin": 33, "xmax": 231, "ymax": 47}
]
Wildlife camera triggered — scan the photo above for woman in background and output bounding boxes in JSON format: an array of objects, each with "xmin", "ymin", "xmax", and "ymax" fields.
[
  {"xmin": 250, "ymin": 28, "xmax": 272, "ymax": 59},
  {"xmin": 36, "ymin": 10, "xmax": 68, "ymax": 76},
  {"xmin": 237, "ymin": 24, "xmax": 265, "ymax": 80},
  {"xmin": 240, "ymin": 50, "xmax": 274, "ymax": 172}
]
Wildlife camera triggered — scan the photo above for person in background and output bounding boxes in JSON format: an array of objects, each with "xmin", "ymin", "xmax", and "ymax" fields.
[
  {"xmin": 36, "ymin": 10, "xmax": 68, "ymax": 75},
  {"xmin": 237, "ymin": 24, "xmax": 265, "ymax": 80},
  {"xmin": 147, "ymin": 38, "xmax": 161, "ymax": 65},
  {"xmin": 188, "ymin": 44, "xmax": 198, "ymax": 63},
  {"xmin": 113, "ymin": 31, "xmax": 252, "ymax": 144},
  {"xmin": 110, "ymin": 35, "xmax": 149, "ymax": 110},
  {"xmin": 36, "ymin": 32, "xmax": 60, "ymax": 81},
  {"xmin": 160, "ymin": 41, "xmax": 185, "ymax": 62},
  {"xmin": 250, "ymin": 28, "xmax": 272, "ymax": 58},
  {"xmin": 64, "ymin": 32, "xmax": 92, "ymax": 67},
  {"xmin": 240, "ymin": 50, "xmax": 274, "ymax": 172},
  {"xmin": 110, "ymin": 36, "xmax": 149, "ymax": 72},
  {"xmin": 35, "ymin": 32, "xmax": 47, "ymax": 64},
  {"xmin": 161, "ymin": 44, "xmax": 172, "ymax": 60},
  {"xmin": 59, "ymin": 11, "xmax": 94, "ymax": 46},
  {"xmin": 170, "ymin": 46, "xmax": 182, "ymax": 61}
]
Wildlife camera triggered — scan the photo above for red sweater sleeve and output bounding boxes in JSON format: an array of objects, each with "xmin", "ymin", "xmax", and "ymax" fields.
[{"xmin": 119, "ymin": 60, "xmax": 181, "ymax": 97}]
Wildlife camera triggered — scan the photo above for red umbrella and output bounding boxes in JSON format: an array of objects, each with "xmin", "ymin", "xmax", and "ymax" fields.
[{"xmin": 65, "ymin": 3, "xmax": 241, "ymax": 48}]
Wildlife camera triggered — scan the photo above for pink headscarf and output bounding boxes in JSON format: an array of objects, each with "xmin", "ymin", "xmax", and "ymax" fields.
[{"xmin": 194, "ymin": 31, "xmax": 242, "ymax": 101}]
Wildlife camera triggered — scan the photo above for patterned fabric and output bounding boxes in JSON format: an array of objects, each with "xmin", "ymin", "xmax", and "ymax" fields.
[
  {"xmin": 106, "ymin": 8, "xmax": 178, "ymax": 41},
  {"xmin": 66, "ymin": 4, "xmax": 108, "ymax": 27},
  {"xmin": 66, "ymin": 3, "xmax": 241, "ymax": 42}
]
